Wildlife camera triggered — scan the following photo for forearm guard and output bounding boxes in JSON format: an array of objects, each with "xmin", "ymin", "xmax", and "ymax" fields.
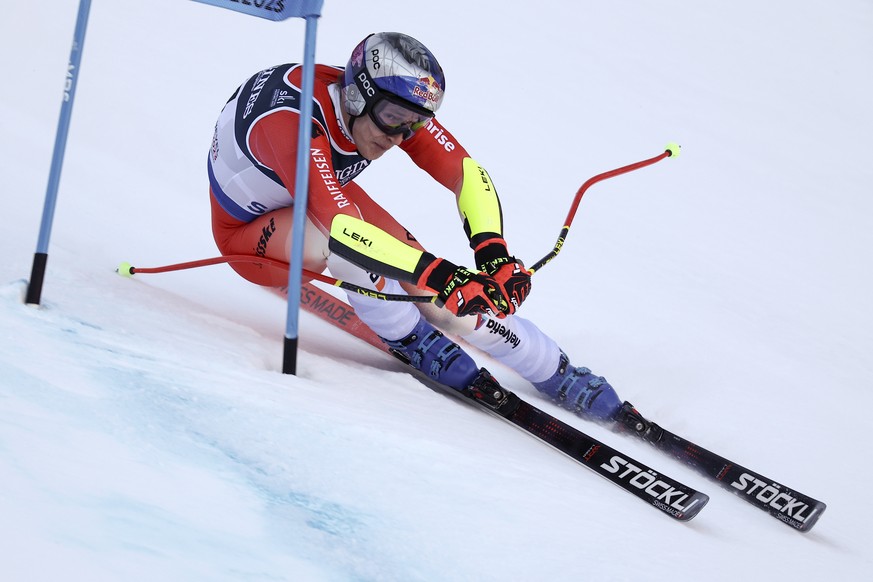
[
  {"xmin": 328, "ymin": 214, "xmax": 439, "ymax": 286},
  {"xmin": 458, "ymin": 157, "xmax": 504, "ymax": 249}
]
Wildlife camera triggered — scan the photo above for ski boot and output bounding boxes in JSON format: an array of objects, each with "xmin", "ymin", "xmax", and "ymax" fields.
[
  {"xmin": 381, "ymin": 317, "xmax": 479, "ymax": 391},
  {"xmin": 613, "ymin": 401, "xmax": 666, "ymax": 447},
  {"xmin": 533, "ymin": 352, "xmax": 621, "ymax": 420}
]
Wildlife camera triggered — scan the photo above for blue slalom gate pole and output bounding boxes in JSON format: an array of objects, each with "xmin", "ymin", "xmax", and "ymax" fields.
[
  {"xmin": 282, "ymin": 11, "xmax": 321, "ymax": 374},
  {"xmin": 26, "ymin": 0, "xmax": 92, "ymax": 305},
  {"xmin": 191, "ymin": 0, "xmax": 323, "ymax": 374}
]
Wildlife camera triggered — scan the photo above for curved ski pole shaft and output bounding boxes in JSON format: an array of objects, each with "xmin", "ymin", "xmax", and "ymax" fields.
[
  {"xmin": 118, "ymin": 255, "xmax": 437, "ymax": 304},
  {"xmin": 528, "ymin": 144, "xmax": 680, "ymax": 274}
]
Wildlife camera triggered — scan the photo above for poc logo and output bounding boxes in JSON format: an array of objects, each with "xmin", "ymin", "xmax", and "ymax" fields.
[
  {"xmin": 370, "ymin": 48, "xmax": 381, "ymax": 69},
  {"xmin": 357, "ymin": 72, "xmax": 375, "ymax": 97}
]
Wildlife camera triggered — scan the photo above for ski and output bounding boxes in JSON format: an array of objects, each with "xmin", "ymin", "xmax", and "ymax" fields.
[
  {"xmin": 294, "ymin": 284, "xmax": 708, "ymax": 521},
  {"xmin": 457, "ymin": 370, "xmax": 709, "ymax": 521},
  {"xmin": 614, "ymin": 403, "xmax": 827, "ymax": 532},
  {"xmin": 291, "ymin": 284, "xmax": 823, "ymax": 528}
]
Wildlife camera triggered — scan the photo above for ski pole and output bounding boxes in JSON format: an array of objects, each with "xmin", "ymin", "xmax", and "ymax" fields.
[
  {"xmin": 119, "ymin": 143, "xmax": 680, "ymax": 302},
  {"xmin": 528, "ymin": 142, "xmax": 681, "ymax": 274},
  {"xmin": 117, "ymin": 255, "xmax": 437, "ymax": 304}
]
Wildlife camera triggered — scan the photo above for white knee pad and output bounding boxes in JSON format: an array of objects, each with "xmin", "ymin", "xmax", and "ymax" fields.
[
  {"xmin": 325, "ymin": 254, "xmax": 420, "ymax": 340},
  {"xmin": 461, "ymin": 314, "xmax": 561, "ymax": 383}
]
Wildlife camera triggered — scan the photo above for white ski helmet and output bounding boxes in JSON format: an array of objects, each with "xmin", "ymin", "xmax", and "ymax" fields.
[{"xmin": 341, "ymin": 32, "xmax": 445, "ymax": 138}]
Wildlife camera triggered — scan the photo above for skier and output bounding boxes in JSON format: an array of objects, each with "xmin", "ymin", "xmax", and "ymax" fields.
[{"xmin": 208, "ymin": 32, "xmax": 624, "ymax": 422}]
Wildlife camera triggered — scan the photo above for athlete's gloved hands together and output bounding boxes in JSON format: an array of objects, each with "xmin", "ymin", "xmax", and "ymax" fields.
[
  {"xmin": 418, "ymin": 258, "xmax": 510, "ymax": 318},
  {"xmin": 474, "ymin": 238, "xmax": 532, "ymax": 315}
]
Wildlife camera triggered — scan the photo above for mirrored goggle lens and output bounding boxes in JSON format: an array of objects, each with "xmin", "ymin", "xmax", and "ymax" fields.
[{"xmin": 370, "ymin": 99, "xmax": 431, "ymax": 137}]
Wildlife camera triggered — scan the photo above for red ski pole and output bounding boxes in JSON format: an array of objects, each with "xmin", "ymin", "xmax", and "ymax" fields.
[
  {"xmin": 117, "ymin": 255, "xmax": 437, "ymax": 304},
  {"xmin": 528, "ymin": 142, "xmax": 680, "ymax": 273},
  {"xmin": 119, "ymin": 143, "xmax": 681, "ymax": 300}
]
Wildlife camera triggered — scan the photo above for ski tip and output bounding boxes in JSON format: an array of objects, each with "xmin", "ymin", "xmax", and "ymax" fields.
[
  {"xmin": 793, "ymin": 500, "xmax": 828, "ymax": 533},
  {"xmin": 662, "ymin": 491, "xmax": 710, "ymax": 522}
]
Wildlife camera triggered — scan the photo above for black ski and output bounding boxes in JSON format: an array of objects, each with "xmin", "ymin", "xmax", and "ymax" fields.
[
  {"xmin": 455, "ymin": 370, "xmax": 709, "ymax": 522},
  {"xmin": 295, "ymin": 286, "xmax": 708, "ymax": 521},
  {"xmin": 614, "ymin": 403, "xmax": 826, "ymax": 532}
]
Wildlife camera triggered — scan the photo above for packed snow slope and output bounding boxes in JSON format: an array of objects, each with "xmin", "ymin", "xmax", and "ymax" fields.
[{"xmin": 2, "ymin": 1, "xmax": 872, "ymax": 580}]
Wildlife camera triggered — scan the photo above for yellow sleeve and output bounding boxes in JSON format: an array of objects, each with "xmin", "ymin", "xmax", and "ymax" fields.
[
  {"xmin": 328, "ymin": 214, "xmax": 435, "ymax": 283},
  {"xmin": 457, "ymin": 157, "xmax": 503, "ymax": 243}
]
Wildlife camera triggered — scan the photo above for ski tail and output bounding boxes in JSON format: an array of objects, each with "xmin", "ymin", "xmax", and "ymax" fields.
[{"xmin": 275, "ymin": 283, "xmax": 388, "ymax": 352}]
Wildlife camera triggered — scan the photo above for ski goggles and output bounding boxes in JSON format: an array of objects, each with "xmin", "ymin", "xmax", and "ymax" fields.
[{"xmin": 367, "ymin": 95, "xmax": 433, "ymax": 139}]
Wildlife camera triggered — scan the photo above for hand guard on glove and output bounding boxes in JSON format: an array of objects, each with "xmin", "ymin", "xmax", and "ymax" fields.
[
  {"xmin": 418, "ymin": 259, "xmax": 510, "ymax": 318},
  {"xmin": 474, "ymin": 238, "xmax": 532, "ymax": 315}
]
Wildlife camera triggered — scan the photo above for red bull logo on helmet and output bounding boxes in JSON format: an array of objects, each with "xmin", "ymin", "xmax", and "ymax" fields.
[{"xmin": 412, "ymin": 75, "xmax": 442, "ymax": 106}]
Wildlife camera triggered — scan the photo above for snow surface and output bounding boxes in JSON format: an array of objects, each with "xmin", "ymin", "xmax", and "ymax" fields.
[{"xmin": 2, "ymin": 0, "xmax": 872, "ymax": 580}]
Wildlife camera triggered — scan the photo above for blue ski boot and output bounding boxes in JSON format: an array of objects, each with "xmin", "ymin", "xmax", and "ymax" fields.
[
  {"xmin": 381, "ymin": 318, "xmax": 479, "ymax": 391},
  {"xmin": 533, "ymin": 352, "xmax": 621, "ymax": 420}
]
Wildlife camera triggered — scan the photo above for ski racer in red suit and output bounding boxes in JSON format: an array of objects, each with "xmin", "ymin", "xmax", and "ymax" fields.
[{"xmin": 209, "ymin": 32, "xmax": 624, "ymax": 421}]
